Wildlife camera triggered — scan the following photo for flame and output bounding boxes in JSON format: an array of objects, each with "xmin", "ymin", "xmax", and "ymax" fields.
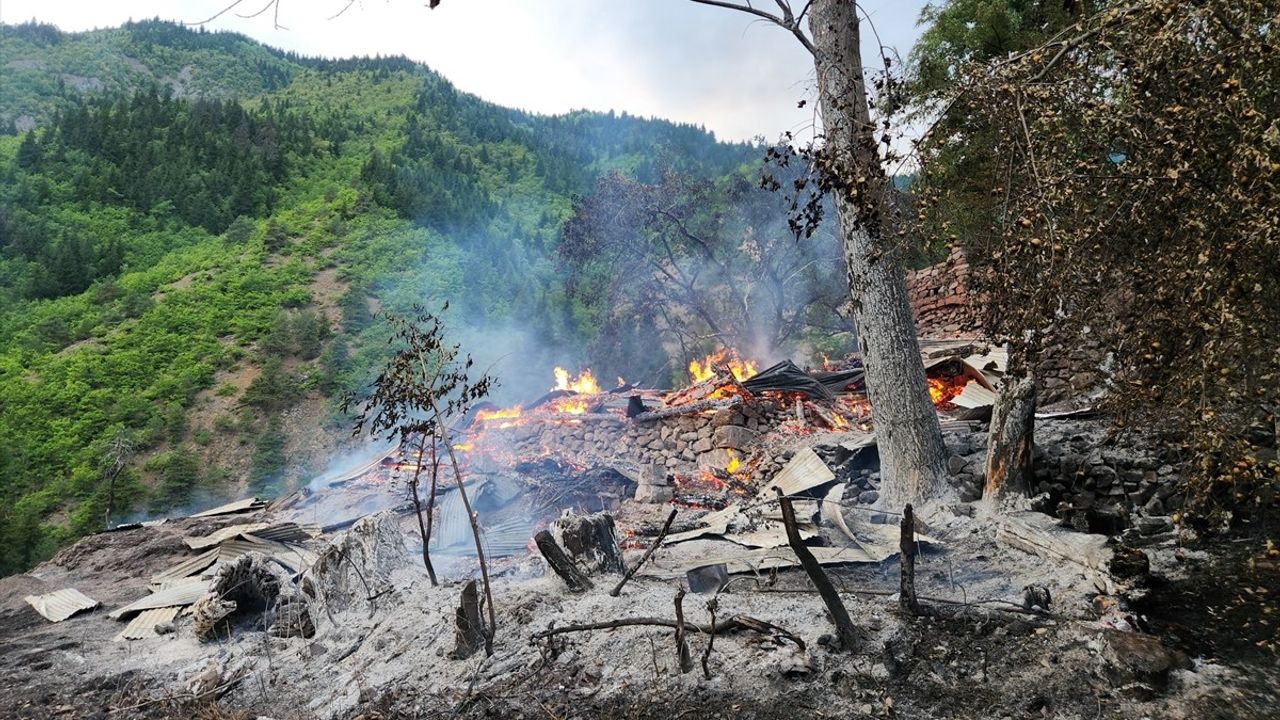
[
  {"xmin": 476, "ymin": 405, "xmax": 523, "ymax": 429},
  {"xmin": 554, "ymin": 398, "xmax": 588, "ymax": 415},
  {"xmin": 726, "ymin": 449, "xmax": 741, "ymax": 474},
  {"xmin": 553, "ymin": 367, "xmax": 601, "ymax": 395},
  {"xmin": 689, "ymin": 349, "xmax": 759, "ymax": 383},
  {"xmin": 928, "ymin": 375, "xmax": 973, "ymax": 407},
  {"xmin": 452, "ymin": 442, "xmax": 473, "ymax": 452},
  {"xmin": 831, "ymin": 414, "xmax": 851, "ymax": 430}
]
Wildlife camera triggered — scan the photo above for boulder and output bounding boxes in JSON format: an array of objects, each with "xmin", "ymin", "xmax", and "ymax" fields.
[
  {"xmin": 713, "ymin": 425, "xmax": 756, "ymax": 450},
  {"xmin": 635, "ymin": 483, "xmax": 674, "ymax": 504}
]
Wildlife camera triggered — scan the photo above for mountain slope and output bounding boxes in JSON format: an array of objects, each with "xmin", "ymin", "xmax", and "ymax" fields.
[{"xmin": 0, "ymin": 19, "xmax": 767, "ymax": 575}]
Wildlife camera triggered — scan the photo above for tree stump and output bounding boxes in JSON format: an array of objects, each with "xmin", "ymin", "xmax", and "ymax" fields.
[
  {"xmin": 984, "ymin": 375, "xmax": 1036, "ymax": 504},
  {"xmin": 552, "ymin": 512, "xmax": 625, "ymax": 575},
  {"xmin": 534, "ymin": 530, "xmax": 594, "ymax": 593},
  {"xmin": 448, "ymin": 579, "xmax": 486, "ymax": 659}
]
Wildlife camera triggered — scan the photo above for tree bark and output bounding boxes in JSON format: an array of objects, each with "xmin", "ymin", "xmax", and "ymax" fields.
[
  {"xmin": 808, "ymin": 0, "xmax": 948, "ymax": 507},
  {"xmin": 984, "ymin": 375, "xmax": 1036, "ymax": 504}
]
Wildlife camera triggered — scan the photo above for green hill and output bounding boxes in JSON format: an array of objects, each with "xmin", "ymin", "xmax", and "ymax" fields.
[{"xmin": 0, "ymin": 19, "xmax": 773, "ymax": 575}]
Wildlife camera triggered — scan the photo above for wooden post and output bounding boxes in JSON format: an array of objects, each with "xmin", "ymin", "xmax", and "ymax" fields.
[
  {"xmin": 984, "ymin": 375, "xmax": 1037, "ymax": 504},
  {"xmin": 899, "ymin": 504, "xmax": 922, "ymax": 616},
  {"xmin": 673, "ymin": 588, "xmax": 693, "ymax": 674},
  {"xmin": 776, "ymin": 488, "xmax": 861, "ymax": 650}
]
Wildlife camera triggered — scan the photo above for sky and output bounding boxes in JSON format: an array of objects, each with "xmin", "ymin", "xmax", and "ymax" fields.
[{"xmin": 0, "ymin": 0, "xmax": 933, "ymax": 143}]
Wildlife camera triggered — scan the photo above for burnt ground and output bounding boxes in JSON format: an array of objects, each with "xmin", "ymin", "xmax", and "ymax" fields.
[{"xmin": 1, "ymin": 504, "xmax": 1276, "ymax": 720}]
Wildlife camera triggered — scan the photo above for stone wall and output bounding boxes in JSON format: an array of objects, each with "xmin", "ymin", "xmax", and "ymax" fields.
[
  {"xmin": 905, "ymin": 247, "xmax": 1108, "ymax": 404},
  {"xmin": 904, "ymin": 246, "xmax": 982, "ymax": 339}
]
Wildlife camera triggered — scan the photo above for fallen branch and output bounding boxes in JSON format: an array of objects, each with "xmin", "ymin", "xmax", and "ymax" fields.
[
  {"xmin": 530, "ymin": 614, "xmax": 804, "ymax": 650},
  {"xmin": 775, "ymin": 488, "xmax": 860, "ymax": 650},
  {"xmin": 610, "ymin": 508, "xmax": 678, "ymax": 597}
]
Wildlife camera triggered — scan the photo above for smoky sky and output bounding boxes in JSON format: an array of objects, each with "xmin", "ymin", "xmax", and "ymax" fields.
[{"xmin": 1, "ymin": 0, "xmax": 932, "ymax": 142}]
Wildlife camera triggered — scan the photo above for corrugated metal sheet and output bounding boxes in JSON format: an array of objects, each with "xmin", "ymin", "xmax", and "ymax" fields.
[
  {"xmin": 249, "ymin": 522, "xmax": 319, "ymax": 544},
  {"xmin": 184, "ymin": 523, "xmax": 269, "ymax": 549},
  {"xmin": 149, "ymin": 576, "xmax": 210, "ymax": 593},
  {"xmin": 189, "ymin": 498, "xmax": 265, "ymax": 518},
  {"xmin": 24, "ymin": 588, "xmax": 99, "ymax": 622},
  {"xmin": 952, "ymin": 382, "xmax": 998, "ymax": 410},
  {"xmin": 113, "ymin": 606, "xmax": 179, "ymax": 641},
  {"xmin": 755, "ymin": 447, "xmax": 834, "ymax": 500},
  {"xmin": 480, "ymin": 517, "xmax": 534, "ymax": 557},
  {"xmin": 216, "ymin": 536, "xmax": 318, "ymax": 575},
  {"xmin": 434, "ymin": 489, "xmax": 471, "ymax": 551},
  {"xmin": 151, "ymin": 547, "xmax": 220, "ymax": 585},
  {"xmin": 109, "ymin": 580, "xmax": 211, "ymax": 620}
]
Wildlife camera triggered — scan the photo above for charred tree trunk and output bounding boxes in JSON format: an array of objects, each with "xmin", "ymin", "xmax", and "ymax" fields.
[
  {"xmin": 408, "ymin": 431, "xmax": 438, "ymax": 585},
  {"xmin": 535, "ymin": 530, "xmax": 595, "ymax": 593},
  {"xmin": 984, "ymin": 375, "xmax": 1036, "ymax": 505},
  {"xmin": 448, "ymin": 579, "xmax": 486, "ymax": 660},
  {"xmin": 553, "ymin": 512, "xmax": 625, "ymax": 575},
  {"xmin": 808, "ymin": 0, "xmax": 948, "ymax": 506}
]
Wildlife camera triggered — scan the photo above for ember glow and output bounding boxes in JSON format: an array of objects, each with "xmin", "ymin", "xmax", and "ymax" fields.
[
  {"xmin": 689, "ymin": 349, "xmax": 759, "ymax": 383},
  {"xmin": 553, "ymin": 367, "xmax": 601, "ymax": 395},
  {"xmin": 928, "ymin": 375, "xmax": 973, "ymax": 407}
]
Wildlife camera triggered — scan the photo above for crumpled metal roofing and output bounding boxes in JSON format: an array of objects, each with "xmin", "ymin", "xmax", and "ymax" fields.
[
  {"xmin": 109, "ymin": 580, "xmax": 212, "ymax": 620},
  {"xmin": 189, "ymin": 497, "xmax": 266, "ymax": 518},
  {"xmin": 24, "ymin": 588, "xmax": 99, "ymax": 622},
  {"xmin": 114, "ymin": 606, "xmax": 179, "ymax": 641}
]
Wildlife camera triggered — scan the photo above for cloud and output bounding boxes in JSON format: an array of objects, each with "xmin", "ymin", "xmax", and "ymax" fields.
[{"xmin": 1, "ymin": 0, "xmax": 928, "ymax": 142}]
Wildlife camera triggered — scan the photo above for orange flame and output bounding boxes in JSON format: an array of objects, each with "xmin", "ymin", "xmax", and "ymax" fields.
[
  {"xmin": 928, "ymin": 376, "xmax": 972, "ymax": 407},
  {"xmin": 689, "ymin": 350, "xmax": 759, "ymax": 383},
  {"xmin": 452, "ymin": 442, "xmax": 473, "ymax": 452},
  {"xmin": 476, "ymin": 405, "xmax": 523, "ymax": 429},
  {"xmin": 554, "ymin": 398, "xmax": 588, "ymax": 415},
  {"xmin": 553, "ymin": 367, "xmax": 601, "ymax": 395}
]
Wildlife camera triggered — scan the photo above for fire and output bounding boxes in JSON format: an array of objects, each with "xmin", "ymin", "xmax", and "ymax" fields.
[
  {"xmin": 689, "ymin": 349, "xmax": 759, "ymax": 383},
  {"xmin": 476, "ymin": 405, "xmax": 523, "ymax": 429},
  {"xmin": 928, "ymin": 375, "xmax": 972, "ymax": 407},
  {"xmin": 726, "ymin": 449, "xmax": 741, "ymax": 474},
  {"xmin": 553, "ymin": 367, "xmax": 601, "ymax": 395},
  {"xmin": 452, "ymin": 442, "xmax": 473, "ymax": 452},
  {"xmin": 554, "ymin": 398, "xmax": 588, "ymax": 415}
]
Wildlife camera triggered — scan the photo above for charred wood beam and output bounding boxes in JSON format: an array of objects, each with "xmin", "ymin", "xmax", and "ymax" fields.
[
  {"xmin": 534, "ymin": 529, "xmax": 595, "ymax": 593},
  {"xmin": 632, "ymin": 396, "xmax": 742, "ymax": 423},
  {"xmin": 899, "ymin": 504, "xmax": 923, "ymax": 616},
  {"xmin": 674, "ymin": 588, "xmax": 693, "ymax": 674}
]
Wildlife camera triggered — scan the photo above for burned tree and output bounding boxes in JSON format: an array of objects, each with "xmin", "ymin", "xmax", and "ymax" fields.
[
  {"xmin": 346, "ymin": 304, "xmax": 499, "ymax": 653},
  {"xmin": 918, "ymin": 0, "xmax": 1280, "ymax": 525},
  {"xmin": 690, "ymin": 0, "xmax": 950, "ymax": 507},
  {"xmin": 560, "ymin": 170, "xmax": 848, "ymax": 375}
]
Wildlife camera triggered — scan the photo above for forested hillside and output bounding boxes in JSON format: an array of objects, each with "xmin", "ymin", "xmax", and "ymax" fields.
[{"xmin": 0, "ymin": 20, "xmax": 834, "ymax": 576}]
